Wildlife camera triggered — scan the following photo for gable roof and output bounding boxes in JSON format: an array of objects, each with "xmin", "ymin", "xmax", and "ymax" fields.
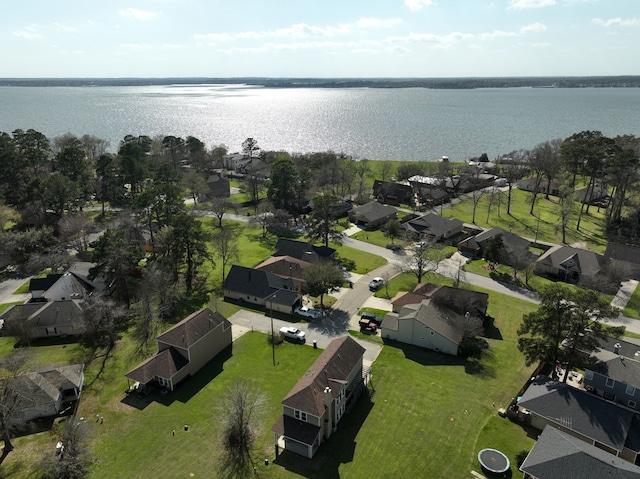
[
  {"xmin": 1, "ymin": 300, "xmax": 85, "ymax": 331},
  {"xmin": 273, "ymin": 238, "xmax": 335, "ymax": 262},
  {"xmin": 596, "ymin": 336, "xmax": 640, "ymax": 361},
  {"xmin": 29, "ymin": 274, "xmax": 63, "ymax": 292},
  {"xmin": 397, "ymin": 300, "xmax": 466, "ymax": 345},
  {"xmin": 255, "ymin": 255, "xmax": 309, "ymax": 281},
  {"xmin": 536, "ymin": 245, "xmax": 605, "ymax": 277},
  {"xmin": 519, "ymin": 376, "xmax": 635, "ymax": 452},
  {"xmin": 282, "ymin": 336, "xmax": 365, "ymax": 416},
  {"xmin": 10, "ymin": 364, "xmax": 84, "ymax": 413},
  {"xmin": 349, "ymin": 201, "xmax": 397, "ymax": 223},
  {"xmin": 156, "ymin": 308, "xmax": 231, "ymax": 350},
  {"xmin": 457, "ymin": 227, "xmax": 530, "ymax": 254},
  {"xmin": 125, "ymin": 347, "xmax": 190, "ymax": 383},
  {"xmin": 410, "ymin": 283, "xmax": 488, "ymax": 317},
  {"xmin": 223, "ymin": 265, "xmax": 300, "ymax": 306},
  {"xmin": 521, "ymin": 425, "xmax": 640, "ymax": 479},
  {"xmin": 403, "ymin": 213, "xmax": 463, "ymax": 237},
  {"xmin": 588, "ymin": 348, "xmax": 640, "ymax": 388}
]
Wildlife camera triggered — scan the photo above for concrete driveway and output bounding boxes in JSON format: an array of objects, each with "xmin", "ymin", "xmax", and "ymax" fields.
[{"xmin": 227, "ymin": 309, "xmax": 383, "ymax": 367}]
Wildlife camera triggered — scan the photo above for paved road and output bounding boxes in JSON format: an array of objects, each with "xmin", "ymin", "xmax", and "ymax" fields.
[
  {"xmin": 0, "ymin": 276, "xmax": 31, "ymax": 305},
  {"xmin": 227, "ymin": 309, "xmax": 383, "ymax": 367}
]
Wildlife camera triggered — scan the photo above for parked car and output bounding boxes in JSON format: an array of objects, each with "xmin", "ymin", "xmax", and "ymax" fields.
[
  {"xmin": 279, "ymin": 326, "xmax": 306, "ymax": 343},
  {"xmin": 361, "ymin": 312, "xmax": 382, "ymax": 326},
  {"xmin": 359, "ymin": 319, "xmax": 378, "ymax": 334},
  {"xmin": 294, "ymin": 306, "xmax": 322, "ymax": 319},
  {"xmin": 369, "ymin": 277, "xmax": 384, "ymax": 291}
]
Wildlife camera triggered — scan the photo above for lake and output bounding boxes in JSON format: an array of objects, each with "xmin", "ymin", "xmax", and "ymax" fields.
[{"xmin": 1, "ymin": 84, "xmax": 639, "ymax": 161}]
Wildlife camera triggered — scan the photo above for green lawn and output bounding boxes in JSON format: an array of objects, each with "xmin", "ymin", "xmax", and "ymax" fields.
[
  {"xmin": 623, "ymin": 282, "xmax": 640, "ymax": 319},
  {"xmin": 442, "ymin": 188, "xmax": 609, "ymax": 253},
  {"xmin": 0, "ymin": 302, "xmax": 23, "ymax": 315}
]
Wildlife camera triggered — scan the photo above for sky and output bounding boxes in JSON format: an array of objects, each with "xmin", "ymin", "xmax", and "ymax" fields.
[{"xmin": 2, "ymin": 0, "xmax": 639, "ymax": 78}]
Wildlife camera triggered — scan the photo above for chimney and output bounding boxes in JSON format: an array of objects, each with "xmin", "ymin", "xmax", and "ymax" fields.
[
  {"xmin": 614, "ymin": 343, "xmax": 621, "ymax": 355},
  {"xmin": 323, "ymin": 386, "xmax": 333, "ymax": 439}
]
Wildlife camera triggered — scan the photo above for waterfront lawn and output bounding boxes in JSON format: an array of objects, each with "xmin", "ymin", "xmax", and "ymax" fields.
[{"xmin": 442, "ymin": 189, "xmax": 608, "ymax": 253}]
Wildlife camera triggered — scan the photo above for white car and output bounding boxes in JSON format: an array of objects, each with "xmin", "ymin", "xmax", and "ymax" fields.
[
  {"xmin": 294, "ymin": 306, "xmax": 322, "ymax": 319},
  {"xmin": 369, "ymin": 277, "xmax": 384, "ymax": 291},
  {"xmin": 279, "ymin": 326, "xmax": 306, "ymax": 342}
]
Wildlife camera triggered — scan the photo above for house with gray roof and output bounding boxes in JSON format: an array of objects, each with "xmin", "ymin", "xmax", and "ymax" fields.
[
  {"xmin": 518, "ymin": 375, "xmax": 640, "ymax": 463},
  {"xmin": 604, "ymin": 243, "xmax": 640, "ymax": 279},
  {"xmin": 373, "ymin": 179, "xmax": 413, "ymax": 206},
  {"xmin": 205, "ymin": 172, "xmax": 230, "ymax": 198},
  {"xmin": 0, "ymin": 300, "xmax": 85, "ymax": 339},
  {"xmin": 457, "ymin": 227, "xmax": 531, "ymax": 259},
  {"xmin": 520, "ymin": 425, "xmax": 640, "ymax": 479},
  {"xmin": 381, "ymin": 299, "xmax": 466, "ymax": 356},
  {"xmin": 348, "ymin": 201, "xmax": 397, "ymax": 229},
  {"xmin": 125, "ymin": 308, "xmax": 231, "ymax": 392},
  {"xmin": 29, "ymin": 271, "xmax": 97, "ymax": 302},
  {"xmin": 8, "ymin": 364, "xmax": 84, "ymax": 421},
  {"xmin": 222, "ymin": 265, "xmax": 302, "ymax": 314},
  {"xmin": 403, "ymin": 213, "xmax": 464, "ymax": 243},
  {"xmin": 272, "ymin": 336, "xmax": 366, "ymax": 458},
  {"xmin": 584, "ymin": 337, "xmax": 640, "ymax": 412},
  {"xmin": 273, "ymin": 238, "xmax": 335, "ymax": 263},
  {"xmin": 255, "ymin": 255, "xmax": 309, "ymax": 282},
  {"xmin": 534, "ymin": 245, "xmax": 606, "ymax": 283}
]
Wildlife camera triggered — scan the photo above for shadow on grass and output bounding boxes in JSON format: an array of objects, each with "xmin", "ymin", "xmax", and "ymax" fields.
[
  {"xmin": 120, "ymin": 344, "xmax": 233, "ymax": 410},
  {"xmin": 382, "ymin": 338, "xmax": 496, "ymax": 378},
  {"xmin": 273, "ymin": 392, "xmax": 374, "ymax": 479}
]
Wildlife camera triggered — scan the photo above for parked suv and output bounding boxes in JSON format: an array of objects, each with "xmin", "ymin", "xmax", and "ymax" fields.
[
  {"xmin": 369, "ymin": 277, "xmax": 384, "ymax": 291},
  {"xmin": 360, "ymin": 312, "xmax": 382, "ymax": 326}
]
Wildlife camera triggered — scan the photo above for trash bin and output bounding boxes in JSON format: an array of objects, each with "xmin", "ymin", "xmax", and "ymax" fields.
[{"xmin": 313, "ymin": 340, "xmax": 317, "ymax": 349}]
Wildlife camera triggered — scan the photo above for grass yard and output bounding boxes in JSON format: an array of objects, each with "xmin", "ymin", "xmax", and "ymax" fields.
[
  {"xmin": 0, "ymin": 302, "xmax": 23, "ymax": 314},
  {"xmin": 442, "ymin": 189, "xmax": 609, "ymax": 253},
  {"xmin": 623, "ymin": 282, "xmax": 640, "ymax": 319},
  {"xmin": 331, "ymin": 243, "xmax": 387, "ymax": 275}
]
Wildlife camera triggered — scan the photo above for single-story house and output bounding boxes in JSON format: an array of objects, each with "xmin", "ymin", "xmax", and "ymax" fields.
[
  {"xmin": 206, "ymin": 173, "xmax": 231, "ymax": 198},
  {"xmin": 125, "ymin": 308, "xmax": 232, "ymax": 392},
  {"xmin": 273, "ymin": 238, "xmax": 335, "ymax": 263},
  {"xmin": 403, "ymin": 213, "xmax": 464, "ymax": 243},
  {"xmin": 29, "ymin": 272, "xmax": 95, "ymax": 302},
  {"xmin": 222, "ymin": 265, "xmax": 302, "ymax": 314},
  {"xmin": 584, "ymin": 336, "xmax": 640, "ymax": 412},
  {"xmin": 517, "ymin": 177, "xmax": 560, "ymax": 197},
  {"xmin": 272, "ymin": 336, "xmax": 366, "ymax": 458},
  {"xmin": 348, "ymin": 201, "xmax": 397, "ymax": 229},
  {"xmin": 457, "ymin": 227, "xmax": 531, "ymax": 259},
  {"xmin": 372, "ymin": 180, "xmax": 413, "ymax": 206},
  {"xmin": 535, "ymin": 245, "xmax": 606, "ymax": 283},
  {"xmin": 407, "ymin": 177, "xmax": 450, "ymax": 207},
  {"xmin": 381, "ymin": 299, "xmax": 466, "ymax": 356},
  {"xmin": 517, "ymin": 375, "xmax": 640, "ymax": 464},
  {"xmin": 520, "ymin": 425, "xmax": 640, "ymax": 479},
  {"xmin": 8, "ymin": 364, "xmax": 84, "ymax": 421},
  {"xmin": 0, "ymin": 300, "xmax": 85, "ymax": 339}
]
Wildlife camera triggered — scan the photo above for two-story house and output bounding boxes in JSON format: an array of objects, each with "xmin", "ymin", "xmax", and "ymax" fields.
[
  {"xmin": 271, "ymin": 336, "xmax": 366, "ymax": 458},
  {"xmin": 125, "ymin": 308, "xmax": 232, "ymax": 392},
  {"xmin": 584, "ymin": 337, "xmax": 640, "ymax": 411}
]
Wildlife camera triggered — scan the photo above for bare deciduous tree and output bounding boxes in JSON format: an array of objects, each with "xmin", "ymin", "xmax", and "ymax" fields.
[
  {"xmin": 0, "ymin": 351, "xmax": 32, "ymax": 465},
  {"xmin": 217, "ymin": 381, "xmax": 266, "ymax": 479}
]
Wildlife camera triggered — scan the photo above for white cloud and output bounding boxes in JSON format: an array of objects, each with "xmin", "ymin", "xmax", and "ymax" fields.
[
  {"xmin": 356, "ymin": 17, "xmax": 403, "ymax": 29},
  {"xmin": 508, "ymin": 0, "xmax": 556, "ymax": 9},
  {"xmin": 520, "ymin": 22, "xmax": 547, "ymax": 33},
  {"xmin": 592, "ymin": 17, "xmax": 640, "ymax": 27},
  {"xmin": 479, "ymin": 30, "xmax": 517, "ymax": 40},
  {"xmin": 12, "ymin": 24, "xmax": 43, "ymax": 40},
  {"xmin": 405, "ymin": 0, "xmax": 435, "ymax": 11},
  {"xmin": 53, "ymin": 23, "xmax": 77, "ymax": 33},
  {"xmin": 531, "ymin": 42, "xmax": 551, "ymax": 47},
  {"xmin": 193, "ymin": 32, "xmax": 234, "ymax": 42},
  {"xmin": 119, "ymin": 43, "xmax": 154, "ymax": 51},
  {"xmin": 118, "ymin": 8, "xmax": 161, "ymax": 20}
]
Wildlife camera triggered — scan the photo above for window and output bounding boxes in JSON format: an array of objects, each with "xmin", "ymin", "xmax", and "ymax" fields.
[
  {"xmin": 294, "ymin": 410, "xmax": 307, "ymax": 422},
  {"xmin": 606, "ymin": 378, "xmax": 615, "ymax": 388},
  {"xmin": 626, "ymin": 385, "xmax": 636, "ymax": 396},
  {"xmin": 584, "ymin": 370, "xmax": 593, "ymax": 380},
  {"xmin": 629, "ymin": 400, "xmax": 637, "ymax": 409}
]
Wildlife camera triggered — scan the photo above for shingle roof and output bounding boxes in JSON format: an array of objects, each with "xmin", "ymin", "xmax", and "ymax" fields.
[
  {"xmin": 156, "ymin": 308, "xmax": 231, "ymax": 349},
  {"xmin": 29, "ymin": 274, "xmax": 63, "ymax": 292},
  {"xmin": 0, "ymin": 300, "xmax": 85, "ymax": 332},
  {"xmin": 9, "ymin": 364, "xmax": 84, "ymax": 413},
  {"xmin": 589, "ymin": 349, "xmax": 640, "ymax": 388},
  {"xmin": 282, "ymin": 336, "xmax": 365, "ymax": 416},
  {"xmin": 272, "ymin": 414, "xmax": 321, "ymax": 446},
  {"xmin": 125, "ymin": 347, "xmax": 190, "ymax": 383},
  {"xmin": 519, "ymin": 376, "xmax": 635, "ymax": 452},
  {"xmin": 536, "ymin": 245, "xmax": 605, "ymax": 277},
  {"xmin": 255, "ymin": 255, "xmax": 309, "ymax": 280},
  {"xmin": 398, "ymin": 300, "xmax": 466, "ymax": 345},
  {"xmin": 521, "ymin": 425, "xmax": 640, "ymax": 479},
  {"xmin": 404, "ymin": 213, "xmax": 463, "ymax": 237},
  {"xmin": 349, "ymin": 201, "xmax": 397, "ymax": 223},
  {"xmin": 273, "ymin": 239, "xmax": 335, "ymax": 262},
  {"xmin": 223, "ymin": 265, "xmax": 300, "ymax": 304}
]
